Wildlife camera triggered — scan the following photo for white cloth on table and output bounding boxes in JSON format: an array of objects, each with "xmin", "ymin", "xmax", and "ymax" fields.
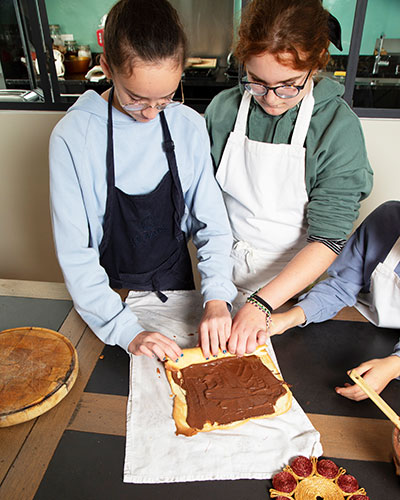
[{"xmin": 123, "ymin": 290, "xmax": 322, "ymax": 484}]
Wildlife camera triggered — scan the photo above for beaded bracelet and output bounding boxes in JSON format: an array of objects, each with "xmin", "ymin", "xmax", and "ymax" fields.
[
  {"xmin": 251, "ymin": 293, "xmax": 273, "ymax": 313},
  {"xmin": 249, "ymin": 288, "xmax": 274, "ymax": 312},
  {"xmin": 246, "ymin": 292, "xmax": 272, "ymax": 329}
]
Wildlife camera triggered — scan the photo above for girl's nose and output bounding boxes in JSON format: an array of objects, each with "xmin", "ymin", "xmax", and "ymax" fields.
[
  {"xmin": 141, "ymin": 105, "xmax": 160, "ymax": 120},
  {"xmin": 262, "ymin": 89, "xmax": 280, "ymax": 107}
]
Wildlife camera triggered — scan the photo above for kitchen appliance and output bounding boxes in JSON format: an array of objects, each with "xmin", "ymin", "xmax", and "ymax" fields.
[
  {"xmin": 53, "ymin": 49, "xmax": 64, "ymax": 77},
  {"xmin": 225, "ymin": 51, "xmax": 239, "ymax": 80},
  {"xmin": 85, "ymin": 65, "xmax": 106, "ymax": 82},
  {"xmin": 184, "ymin": 57, "xmax": 218, "ymax": 79}
]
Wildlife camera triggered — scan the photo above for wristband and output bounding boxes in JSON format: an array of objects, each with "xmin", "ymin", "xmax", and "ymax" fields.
[
  {"xmin": 251, "ymin": 293, "xmax": 273, "ymax": 313},
  {"xmin": 246, "ymin": 294, "xmax": 272, "ymax": 328}
]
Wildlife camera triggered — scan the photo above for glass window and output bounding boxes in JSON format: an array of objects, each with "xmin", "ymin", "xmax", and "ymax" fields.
[
  {"xmin": 1, "ymin": 0, "xmax": 399, "ymax": 115},
  {"xmin": 0, "ymin": 0, "xmax": 47, "ymax": 104},
  {"xmin": 323, "ymin": 0, "xmax": 358, "ymax": 78},
  {"xmin": 1, "ymin": 0, "xmax": 35, "ymax": 101},
  {"xmin": 353, "ymin": 0, "xmax": 400, "ymax": 109}
]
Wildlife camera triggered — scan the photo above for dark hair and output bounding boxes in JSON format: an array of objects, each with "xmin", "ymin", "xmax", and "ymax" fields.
[
  {"xmin": 235, "ymin": 0, "xmax": 330, "ymax": 71},
  {"xmin": 104, "ymin": 0, "xmax": 188, "ymax": 74}
]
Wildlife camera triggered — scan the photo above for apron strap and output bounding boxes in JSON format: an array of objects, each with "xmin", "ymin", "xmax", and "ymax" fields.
[
  {"xmin": 290, "ymin": 80, "xmax": 315, "ymax": 147},
  {"xmin": 152, "ymin": 274, "xmax": 168, "ymax": 302},
  {"xmin": 100, "ymin": 87, "xmax": 117, "ymax": 255},
  {"xmin": 159, "ymin": 110, "xmax": 185, "ymax": 241},
  {"xmin": 106, "ymin": 87, "xmax": 116, "ymax": 188},
  {"xmin": 382, "ymin": 236, "xmax": 400, "ymax": 271},
  {"xmin": 232, "ymin": 91, "xmax": 252, "ymax": 135}
]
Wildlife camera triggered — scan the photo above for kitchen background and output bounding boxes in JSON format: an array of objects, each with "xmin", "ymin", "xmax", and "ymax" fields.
[
  {"xmin": 45, "ymin": 0, "xmax": 242, "ymax": 61},
  {"xmin": 43, "ymin": 0, "xmax": 400, "ymax": 58},
  {"xmin": 1, "ymin": 0, "xmax": 400, "ymax": 109},
  {"xmin": 1, "ymin": 0, "xmax": 400, "ymax": 284}
]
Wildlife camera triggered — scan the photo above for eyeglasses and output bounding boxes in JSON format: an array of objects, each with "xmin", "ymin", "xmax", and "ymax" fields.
[
  {"xmin": 121, "ymin": 80, "xmax": 184, "ymax": 112},
  {"xmin": 241, "ymin": 70, "xmax": 312, "ymax": 99}
]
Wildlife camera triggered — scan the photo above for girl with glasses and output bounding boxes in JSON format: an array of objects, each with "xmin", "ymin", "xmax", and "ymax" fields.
[
  {"xmin": 50, "ymin": 0, "xmax": 236, "ymax": 361},
  {"xmin": 205, "ymin": 0, "xmax": 373, "ymax": 356}
]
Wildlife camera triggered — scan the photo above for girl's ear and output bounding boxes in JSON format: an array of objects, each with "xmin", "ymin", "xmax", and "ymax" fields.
[{"xmin": 100, "ymin": 53, "xmax": 112, "ymax": 79}]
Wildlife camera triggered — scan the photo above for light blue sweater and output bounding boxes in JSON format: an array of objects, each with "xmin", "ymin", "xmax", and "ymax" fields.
[
  {"xmin": 298, "ymin": 200, "xmax": 400, "ymax": 357},
  {"xmin": 50, "ymin": 90, "xmax": 237, "ymax": 352}
]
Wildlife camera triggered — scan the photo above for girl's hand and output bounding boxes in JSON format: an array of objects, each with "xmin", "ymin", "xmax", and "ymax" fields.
[
  {"xmin": 228, "ymin": 302, "xmax": 268, "ymax": 356},
  {"xmin": 269, "ymin": 306, "xmax": 306, "ymax": 337},
  {"xmin": 128, "ymin": 331, "xmax": 183, "ymax": 362},
  {"xmin": 335, "ymin": 355, "xmax": 400, "ymax": 401},
  {"xmin": 198, "ymin": 300, "xmax": 232, "ymax": 359}
]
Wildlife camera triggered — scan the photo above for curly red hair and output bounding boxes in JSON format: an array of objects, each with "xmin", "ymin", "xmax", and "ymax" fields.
[{"xmin": 234, "ymin": 0, "xmax": 330, "ymax": 70}]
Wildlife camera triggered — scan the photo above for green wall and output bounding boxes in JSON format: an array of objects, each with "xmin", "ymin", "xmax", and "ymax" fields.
[
  {"xmin": 360, "ymin": 0, "xmax": 400, "ymax": 55},
  {"xmin": 324, "ymin": 0, "xmax": 357, "ymax": 55},
  {"xmin": 45, "ymin": 0, "xmax": 115, "ymax": 52},
  {"xmin": 45, "ymin": 0, "xmax": 400, "ymax": 56},
  {"xmin": 326, "ymin": 0, "xmax": 400, "ymax": 55}
]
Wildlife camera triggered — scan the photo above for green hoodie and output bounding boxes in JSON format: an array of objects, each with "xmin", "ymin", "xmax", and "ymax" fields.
[{"xmin": 205, "ymin": 77, "xmax": 373, "ymax": 240}]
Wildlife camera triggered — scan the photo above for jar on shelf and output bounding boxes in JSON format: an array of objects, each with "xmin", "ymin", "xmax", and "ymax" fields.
[
  {"xmin": 64, "ymin": 40, "xmax": 78, "ymax": 60},
  {"xmin": 64, "ymin": 40, "xmax": 91, "ymax": 74},
  {"xmin": 49, "ymin": 24, "xmax": 63, "ymax": 48},
  {"xmin": 78, "ymin": 44, "xmax": 92, "ymax": 65}
]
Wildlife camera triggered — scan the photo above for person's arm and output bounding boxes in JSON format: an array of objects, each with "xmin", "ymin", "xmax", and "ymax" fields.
[
  {"xmin": 268, "ymin": 306, "xmax": 306, "ymax": 337},
  {"xmin": 271, "ymin": 201, "xmax": 400, "ymax": 339},
  {"xmin": 269, "ymin": 227, "xmax": 366, "ymax": 337},
  {"xmin": 257, "ymin": 241, "xmax": 337, "ymax": 310},
  {"xmin": 393, "ymin": 339, "xmax": 400, "ymax": 359},
  {"xmin": 182, "ymin": 113, "xmax": 237, "ymax": 358},
  {"xmin": 228, "ymin": 241, "xmax": 337, "ymax": 355},
  {"xmin": 50, "ymin": 127, "xmax": 181, "ymax": 360}
]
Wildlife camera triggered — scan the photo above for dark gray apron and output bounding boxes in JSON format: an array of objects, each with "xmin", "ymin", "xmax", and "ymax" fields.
[{"xmin": 99, "ymin": 87, "xmax": 195, "ymax": 301}]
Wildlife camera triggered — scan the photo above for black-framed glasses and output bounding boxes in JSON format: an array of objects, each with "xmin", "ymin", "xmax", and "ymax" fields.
[
  {"xmin": 121, "ymin": 80, "xmax": 184, "ymax": 112},
  {"xmin": 241, "ymin": 70, "xmax": 312, "ymax": 99}
]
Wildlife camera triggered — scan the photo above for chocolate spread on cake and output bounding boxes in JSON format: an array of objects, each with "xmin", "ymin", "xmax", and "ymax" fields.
[{"xmin": 171, "ymin": 355, "xmax": 287, "ymax": 429}]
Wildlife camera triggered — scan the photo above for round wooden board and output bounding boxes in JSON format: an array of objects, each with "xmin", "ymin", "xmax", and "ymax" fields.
[{"xmin": 0, "ymin": 327, "xmax": 79, "ymax": 427}]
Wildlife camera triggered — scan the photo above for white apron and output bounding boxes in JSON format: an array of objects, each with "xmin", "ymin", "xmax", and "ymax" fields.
[
  {"xmin": 356, "ymin": 236, "xmax": 400, "ymax": 328},
  {"xmin": 216, "ymin": 85, "xmax": 315, "ymax": 293}
]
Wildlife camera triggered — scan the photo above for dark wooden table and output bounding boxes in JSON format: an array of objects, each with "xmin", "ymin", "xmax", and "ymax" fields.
[{"xmin": 0, "ymin": 280, "xmax": 399, "ymax": 499}]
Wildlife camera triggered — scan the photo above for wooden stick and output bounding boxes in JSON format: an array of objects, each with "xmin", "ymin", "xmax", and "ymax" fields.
[{"xmin": 348, "ymin": 369, "xmax": 400, "ymax": 430}]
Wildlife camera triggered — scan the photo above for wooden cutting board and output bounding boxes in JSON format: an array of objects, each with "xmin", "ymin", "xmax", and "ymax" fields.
[{"xmin": 0, "ymin": 326, "xmax": 79, "ymax": 427}]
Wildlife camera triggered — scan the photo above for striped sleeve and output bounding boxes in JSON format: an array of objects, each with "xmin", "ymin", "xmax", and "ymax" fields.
[{"xmin": 307, "ymin": 235, "xmax": 346, "ymax": 255}]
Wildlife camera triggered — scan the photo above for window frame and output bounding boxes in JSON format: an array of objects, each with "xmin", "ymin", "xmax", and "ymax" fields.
[
  {"xmin": 0, "ymin": 0, "xmax": 65, "ymax": 111},
  {"xmin": 343, "ymin": 0, "xmax": 400, "ymax": 118},
  {"xmin": 0, "ymin": 0, "xmax": 399, "ymax": 117}
]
